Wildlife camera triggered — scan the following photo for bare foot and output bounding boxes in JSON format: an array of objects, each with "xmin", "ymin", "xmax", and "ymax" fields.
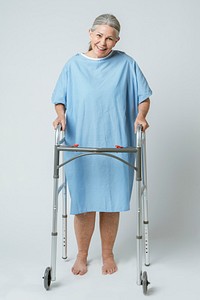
[
  {"xmin": 71, "ymin": 254, "xmax": 88, "ymax": 275},
  {"xmin": 102, "ymin": 253, "xmax": 118, "ymax": 275}
]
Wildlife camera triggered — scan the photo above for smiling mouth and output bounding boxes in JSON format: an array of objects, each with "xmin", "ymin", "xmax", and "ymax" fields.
[{"xmin": 96, "ymin": 45, "xmax": 107, "ymax": 51}]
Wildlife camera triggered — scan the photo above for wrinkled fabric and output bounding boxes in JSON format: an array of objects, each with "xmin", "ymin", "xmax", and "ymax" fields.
[{"xmin": 52, "ymin": 51, "xmax": 152, "ymax": 214}]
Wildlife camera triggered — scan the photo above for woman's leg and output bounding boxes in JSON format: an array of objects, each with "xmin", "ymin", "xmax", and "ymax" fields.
[
  {"xmin": 99, "ymin": 212, "xmax": 120, "ymax": 275},
  {"xmin": 72, "ymin": 212, "xmax": 96, "ymax": 275}
]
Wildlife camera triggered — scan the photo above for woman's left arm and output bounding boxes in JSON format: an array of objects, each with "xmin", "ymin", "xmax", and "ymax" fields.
[{"xmin": 134, "ymin": 98, "xmax": 150, "ymax": 132}]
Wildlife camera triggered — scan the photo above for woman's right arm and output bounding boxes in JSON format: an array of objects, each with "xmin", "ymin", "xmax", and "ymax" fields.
[{"xmin": 53, "ymin": 104, "xmax": 66, "ymax": 131}]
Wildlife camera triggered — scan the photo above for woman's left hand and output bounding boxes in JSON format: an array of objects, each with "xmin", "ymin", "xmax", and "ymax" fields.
[{"xmin": 134, "ymin": 114, "xmax": 149, "ymax": 132}]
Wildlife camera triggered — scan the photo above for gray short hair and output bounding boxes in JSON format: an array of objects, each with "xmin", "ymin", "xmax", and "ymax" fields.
[
  {"xmin": 88, "ymin": 14, "xmax": 121, "ymax": 50},
  {"xmin": 90, "ymin": 14, "xmax": 120, "ymax": 37}
]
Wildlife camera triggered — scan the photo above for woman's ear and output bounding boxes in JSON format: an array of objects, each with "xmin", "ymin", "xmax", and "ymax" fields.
[{"xmin": 114, "ymin": 36, "xmax": 120, "ymax": 46}]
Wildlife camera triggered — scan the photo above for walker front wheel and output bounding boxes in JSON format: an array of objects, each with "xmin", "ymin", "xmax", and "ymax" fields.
[
  {"xmin": 142, "ymin": 271, "xmax": 150, "ymax": 295},
  {"xmin": 43, "ymin": 267, "xmax": 52, "ymax": 290}
]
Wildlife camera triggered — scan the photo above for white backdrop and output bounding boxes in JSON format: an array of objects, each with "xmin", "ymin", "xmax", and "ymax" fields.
[{"xmin": 0, "ymin": 0, "xmax": 200, "ymax": 299}]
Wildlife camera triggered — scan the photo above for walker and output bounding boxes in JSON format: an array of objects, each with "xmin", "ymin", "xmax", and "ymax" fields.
[{"xmin": 43, "ymin": 124, "xmax": 150, "ymax": 295}]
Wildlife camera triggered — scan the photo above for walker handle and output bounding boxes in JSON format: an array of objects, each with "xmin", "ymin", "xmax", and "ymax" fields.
[
  {"xmin": 136, "ymin": 124, "xmax": 143, "ymax": 147},
  {"xmin": 55, "ymin": 124, "xmax": 62, "ymax": 145}
]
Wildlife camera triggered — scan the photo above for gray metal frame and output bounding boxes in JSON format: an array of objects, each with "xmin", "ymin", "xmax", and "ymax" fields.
[{"xmin": 48, "ymin": 124, "xmax": 150, "ymax": 289}]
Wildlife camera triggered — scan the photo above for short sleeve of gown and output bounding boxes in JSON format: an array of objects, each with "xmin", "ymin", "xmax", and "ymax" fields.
[
  {"xmin": 51, "ymin": 64, "xmax": 68, "ymax": 107},
  {"xmin": 134, "ymin": 62, "xmax": 152, "ymax": 104}
]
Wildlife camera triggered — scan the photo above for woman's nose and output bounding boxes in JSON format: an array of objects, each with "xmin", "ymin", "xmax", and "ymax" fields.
[{"xmin": 100, "ymin": 38, "xmax": 106, "ymax": 46}]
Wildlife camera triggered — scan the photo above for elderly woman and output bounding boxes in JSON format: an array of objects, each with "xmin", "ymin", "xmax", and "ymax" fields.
[{"xmin": 52, "ymin": 14, "xmax": 152, "ymax": 276}]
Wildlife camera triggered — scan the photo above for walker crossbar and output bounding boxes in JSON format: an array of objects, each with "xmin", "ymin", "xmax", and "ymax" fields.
[
  {"xmin": 57, "ymin": 145, "xmax": 138, "ymax": 153},
  {"xmin": 56, "ymin": 144, "xmax": 138, "ymax": 171},
  {"xmin": 43, "ymin": 124, "xmax": 150, "ymax": 294},
  {"xmin": 58, "ymin": 152, "xmax": 137, "ymax": 171}
]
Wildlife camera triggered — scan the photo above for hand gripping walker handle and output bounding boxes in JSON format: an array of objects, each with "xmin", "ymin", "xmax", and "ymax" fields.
[
  {"xmin": 55, "ymin": 124, "xmax": 62, "ymax": 145},
  {"xmin": 136, "ymin": 124, "xmax": 143, "ymax": 147}
]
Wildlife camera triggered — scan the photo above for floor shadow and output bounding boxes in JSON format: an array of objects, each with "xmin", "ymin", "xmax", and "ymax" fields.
[{"xmin": 147, "ymin": 286, "xmax": 160, "ymax": 296}]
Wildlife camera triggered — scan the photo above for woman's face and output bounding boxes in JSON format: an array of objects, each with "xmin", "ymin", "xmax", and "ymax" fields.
[{"xmin": 89, "ymin": 25, "xmax": 120, "ymax": 58}]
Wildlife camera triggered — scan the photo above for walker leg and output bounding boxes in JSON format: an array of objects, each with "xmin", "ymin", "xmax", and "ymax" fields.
[
  {"xmin": 143, "ymin": 190, "xmax": 150, "ymax": 266},
  {"xmin": 136, "ymin": 144, "xmax": 143, "ymax": 285},
  {"xmin": 137, "ymin": 172, "xmax": 150, "ymax": 294},
  {"xmin": 136, "ymin": 180, "xmax": 142, "ymax": 285},
  {"xmin": 50, "ymin": 146, "xmax": 60, "ymax": 282},
  {"xmin": 142, "ymin": 134, "xmax": 150, "ymax": 266},
  {"xmin": 51, "ymin": 177, "xmax": 59, "ymax": 281},
  {"xmin": 43, "ymin": 145, "xmax": 60, "ymax": 290},
  {"xmin": 135, "ymin": 126, "xmax": 150, "ymax": 294},
  {"xmin": 62, "ymin": 172, "xmax": 68, "ymax": 260},
  {"xmin": 43, "ymin": 175, "xmax": 59, "ymax": 290}
]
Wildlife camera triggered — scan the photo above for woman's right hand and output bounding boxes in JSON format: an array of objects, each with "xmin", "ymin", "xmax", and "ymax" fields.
[
  {"xmin": 53, "ymin": 116, "xmax": 66, "ymax": 131},
  {"xmin": 53, "ymin": 104, "xmax": 66, "ymax": 131}
]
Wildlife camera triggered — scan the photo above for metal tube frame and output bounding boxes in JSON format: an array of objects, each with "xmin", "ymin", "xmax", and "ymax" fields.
[
  {"xmin": 141, "ymin": 133, "xmax": 150, "ymax": 267},
  {"xmin": 49, "ymin": 124, "xmax": 150, "ymax": 285},
  {"xmin": 136, "ymin": 130, "xmax": 142, "ymax": 285},
  {"xmin": 51, "ymin": 145, "xmax": 59, "ymax": 281},
  {"xmin": 61, "ymin": 149, "xmax": 68, "ymax": 260}
]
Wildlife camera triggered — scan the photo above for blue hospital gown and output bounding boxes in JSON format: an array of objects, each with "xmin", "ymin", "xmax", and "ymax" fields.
[{"xmin": 52, "ymin": 50, "xmax": 152, "ymax": 214}]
